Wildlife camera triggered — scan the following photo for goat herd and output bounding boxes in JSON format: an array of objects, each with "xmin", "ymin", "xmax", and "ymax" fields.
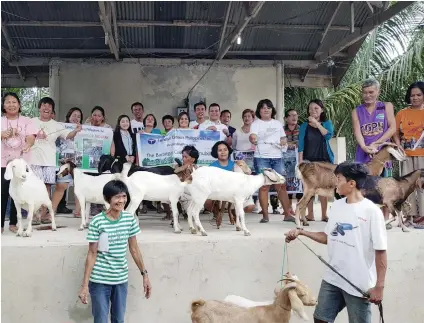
[{"xmin": 4, "ymin": 142, "xmax": 423, "ymax": 238}]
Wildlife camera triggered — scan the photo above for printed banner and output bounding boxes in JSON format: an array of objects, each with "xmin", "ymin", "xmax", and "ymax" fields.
[
  {"xmin": 137, "ymin": 129, "xmax": 221, "ymax": 167},
  {"xmin": 55, "ymin": 123, "xmax": 113, "ymax": 172},
  {"xmin": 233, "ymin": 147, "xmax": 303, "ymax": 194}
]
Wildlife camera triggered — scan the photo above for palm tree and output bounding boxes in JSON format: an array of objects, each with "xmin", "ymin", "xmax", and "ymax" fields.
[{"xmin": 286, "ymin": 1, "xmax": 424, "ymax": 160}]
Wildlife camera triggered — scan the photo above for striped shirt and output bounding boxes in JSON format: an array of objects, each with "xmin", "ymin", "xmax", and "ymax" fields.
[{"xmin": 87, "ymin": 211, "xmax": 140, "ymax": 285}]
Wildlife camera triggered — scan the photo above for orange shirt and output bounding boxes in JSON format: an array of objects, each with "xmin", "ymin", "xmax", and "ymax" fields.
[{"xmin": 395, "ymin": 108, "xmax": 424, "ymax": 157}]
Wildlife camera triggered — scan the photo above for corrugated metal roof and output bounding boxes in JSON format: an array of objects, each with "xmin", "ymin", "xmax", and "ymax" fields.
[{"xmin": 1, "ymin": 1, "xmax": 410, "ymax": 87}]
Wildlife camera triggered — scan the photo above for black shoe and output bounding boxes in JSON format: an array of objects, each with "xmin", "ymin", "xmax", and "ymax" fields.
[{"xmin": 57, "ymin": 206, "xmax": 73, "ymax": 214}]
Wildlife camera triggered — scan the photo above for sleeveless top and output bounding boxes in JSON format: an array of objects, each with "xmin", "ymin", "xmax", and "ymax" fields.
[
  {"xmin": 355, "ymin": 102, "xmax": 390, "ymax": 164},
  {"xmin": 209, "ymin": 160, "xmax": 235, "ymax": 172}
]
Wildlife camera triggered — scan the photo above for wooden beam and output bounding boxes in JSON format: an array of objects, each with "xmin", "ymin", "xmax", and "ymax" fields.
[
  {"xmin": 316, "ymin": 1, "xmax": 414, "ymax": 62},
  {"xmin": 217, "ymin": 2, "xmax": 232, "ymax": 55},
  {"xmin": 4, "ymin": 20, "xmax": 360, "ymax": 31},
  {"xmin": 1, "ymin": 74, "xmax": 49, "ymax": 88},
  {"xmin": 1, "ymin": 24, "xmax": 25, "ymax": 80},
  {"xmin": 303, "ymin": 2, "xmax": 342, "ymax": 81},
  {"xmin": 98, "ymin": 1, "xmax": 119, "ymax": 60},
  {"xmin": 286, "ymin": 74, "xmax": 333, "ymax": 88},
  {"xmin": 216, "ymin": 1, "xmax": 265, "ymax": 60}
]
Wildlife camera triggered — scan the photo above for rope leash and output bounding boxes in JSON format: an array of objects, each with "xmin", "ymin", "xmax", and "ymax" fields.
[{"xmin": 297, "ymin": 237, "xmax": 385, "ymax": 323}]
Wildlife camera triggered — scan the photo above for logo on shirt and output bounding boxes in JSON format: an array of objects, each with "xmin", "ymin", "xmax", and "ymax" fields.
[
  {"xmin": 376, "ymin": 113, "xmax": 385, "ymax": 120},
  {"xmin": 330, "ymin": 222, "xmax": 358, "ymax": 236},
  {"xmin": 360, "ymin": 122, "xmax": 384, "ymax": 137}
]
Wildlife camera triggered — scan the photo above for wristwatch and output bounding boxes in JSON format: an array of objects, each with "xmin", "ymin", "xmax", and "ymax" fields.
[{"xmin": 141, "ymin": 269, "xmax": 148, "ymax": 276}]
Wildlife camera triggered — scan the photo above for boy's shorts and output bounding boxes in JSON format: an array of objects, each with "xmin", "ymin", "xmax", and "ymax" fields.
[{"xmin": 314, "ymin": 280, "xmax": 371, "ymax": 323}]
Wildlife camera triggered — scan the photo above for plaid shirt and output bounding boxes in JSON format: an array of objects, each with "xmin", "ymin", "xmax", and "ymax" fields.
[{"xmin": 284, "ymin": 124, "xmax": 299, "ymax": 145}]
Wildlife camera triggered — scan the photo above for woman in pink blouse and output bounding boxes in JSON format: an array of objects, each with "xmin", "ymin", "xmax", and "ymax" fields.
[{"xmin": 1, "ymin": 92, "xmax": 38, "ymax": 234}]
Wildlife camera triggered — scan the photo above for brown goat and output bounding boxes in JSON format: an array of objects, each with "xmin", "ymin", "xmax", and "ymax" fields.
[
  {"xmin": 295, "ymin": 143, "xmax": 407, "ymax": 228},
  {"xmin": 190, "ymin": 273, "xmax": 317, "ymax": 323},
  {"xmin": 363, "ymin": 169, "xmax": 424, "ymax": 232}
]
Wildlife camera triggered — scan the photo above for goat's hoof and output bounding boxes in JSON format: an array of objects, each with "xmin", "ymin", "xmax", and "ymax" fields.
[
  {"xmin": 174, "ymin": 230, "xmax": 182, "ymax": 234},
  {"xmin": 236, "ymin": 226, "xmax": 242, "ymax": 231},
  {"xmin": 401, "ymin": 227, "xmax": 410, "ymax": 233},
  {"xmin": 23, "ymin": 231, "xmax": 32, "ymax": 237},
  {"xmin": 201, "ymin": 231, "xmax": 208, "ymax": 236},
  {"xmin": 51, "ymin": 226, "xmax": 57, "ymax": 231},
  {"xmin": 16, "ymin": 229, "xmax": 23, "ymax": 237},
  {"xmin": 190, "ymin": 227, "xmax": 197, "ymax": 234},
  {"xmin": 244, "ymin": 231, "xmax": 251, "ymax": 236},
  {"xmin": 78, "ymin": 226, "xmax": 84, "ymax": 231}
]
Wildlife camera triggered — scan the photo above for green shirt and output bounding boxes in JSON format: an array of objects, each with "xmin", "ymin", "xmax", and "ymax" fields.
[{"xmin": 87, "ymin": 211, "xmax": 140, "ymax": 285}]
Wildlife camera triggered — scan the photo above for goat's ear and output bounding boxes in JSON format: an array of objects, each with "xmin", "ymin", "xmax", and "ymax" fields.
[
  {"xmin": 288, "ymin": 289, "xmax": 309, "ymax": 321},
  {"xmin": 4, "ymin": 162, "xmax": 14, "ymax": 180},
  {"xmin": 263, "ymin": 169, "xmax": 279, "ymax": 182},
  {"xmin": 416, "ymin": 177, "xmax": 424, "ymax": 190}
]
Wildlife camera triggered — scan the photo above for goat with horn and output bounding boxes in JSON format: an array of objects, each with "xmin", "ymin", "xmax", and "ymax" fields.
[{"xmin": 295, "ymin": 142, "xmax": 407, "ymax": 228}]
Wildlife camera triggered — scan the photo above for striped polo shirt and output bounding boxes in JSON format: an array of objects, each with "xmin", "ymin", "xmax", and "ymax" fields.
[{"xmin": 87, "ymin": 211, "xmax": 140, "ymax": 285}]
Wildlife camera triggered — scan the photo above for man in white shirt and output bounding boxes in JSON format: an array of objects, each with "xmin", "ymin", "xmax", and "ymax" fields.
[
  {"xmin": 205, "ymin": 103, "xmax": 231, "ymax": 144},
  {"xmin": 130, "ymin": 102, "xmax": 144, "ymax": 133},
  {"xmin": 30, "ymin": 97, "xmax": 81, "ymax": 223},
  {"xmin": 189, "ymin": 102, "xmax": 214, "ymax": 129},
  {"xmin": 285, "ymin": 162, "xmax": 387, "ymax": 323}
]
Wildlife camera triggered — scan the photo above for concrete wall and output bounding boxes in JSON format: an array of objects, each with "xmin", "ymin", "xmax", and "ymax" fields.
[
  {"xmin": 2, "ymin": 223, "xmax": 424, "ymax": 323},
  {"xmin": 56, "ymin": 61, "xmax": 277, "ymax": 130}
]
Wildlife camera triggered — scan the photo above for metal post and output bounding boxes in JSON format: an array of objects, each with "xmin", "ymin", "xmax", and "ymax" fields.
[
  {"xmin": 49, "ymin": 64, "xmax": 60, "ymax": 118},
  {"xmin": 276, "ymin": 62, "xmax": 284, "ymax": 123}
]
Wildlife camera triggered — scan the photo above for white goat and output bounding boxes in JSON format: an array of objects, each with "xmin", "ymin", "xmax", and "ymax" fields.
[
  {"xmin": 124, "ymin": 171, "xmax": 190, "ymax": 234},
  {"xmin": 4, "ymin": 158, "xmax": 57, "ymax": 237},
  {"xmin": 186, "ymin": 167, "xmax": 286, "ymax": 236},
  {"xmin": 57, "ymin": 161, "xmax": 131, "ymax": 230}
]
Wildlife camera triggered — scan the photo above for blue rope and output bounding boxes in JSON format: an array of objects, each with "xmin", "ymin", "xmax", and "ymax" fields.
[{"xmin": 280, "ymin": 241, "xmax": 288, "ymax": 287}]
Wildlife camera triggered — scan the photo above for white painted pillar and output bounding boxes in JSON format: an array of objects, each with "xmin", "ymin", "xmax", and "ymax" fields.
[
  {"xmin": 276, "ymin": 62, "xmax": 284, "ymax": 124},
  {"xmin": 49, "ymin": 63, "xmax": 60, "ymax": 118}
]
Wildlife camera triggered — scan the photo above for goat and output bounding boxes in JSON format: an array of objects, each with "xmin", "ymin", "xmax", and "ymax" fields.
[
  {"xmin": 99, "ymin": 156, "xmax": 190, "ymax": 233},
  {"xmin": 4, "ymin": 158, "xmax": 57, "ymax": 237},
  {"xmin": 98, "ymin": 154, "xmax": 176, "ymax": 218},
  {"xmin": 295, "ymin": 143, "xmax": 407, "ymax": 228},
  {"xmin": 191, "ymin": 273, "xmax": 317, "ymax": 323},
  {"xmin": 362, "ymin": 169, "xmax": 424, "ymax": 232},
  {"xmin": 215, "ymin": 160, "xmax": 253, "ymax": 228},
  {"xmin": 57, "ymin": 161, "xmax": 131, "ymax": 230},
  {"xmin": 185, "ymin": 167, "xmax": 285, "ymax": 236}
]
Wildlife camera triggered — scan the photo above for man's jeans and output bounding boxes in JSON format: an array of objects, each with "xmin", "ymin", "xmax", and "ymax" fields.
[{"xmin": 89, "ymin": 281, "xmax": 128, "ymax": 323}]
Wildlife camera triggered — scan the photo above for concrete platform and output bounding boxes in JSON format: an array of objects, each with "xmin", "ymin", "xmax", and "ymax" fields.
[{"xmin": 2, "ymin": 208, "xmax": 424, "ymax": 323}]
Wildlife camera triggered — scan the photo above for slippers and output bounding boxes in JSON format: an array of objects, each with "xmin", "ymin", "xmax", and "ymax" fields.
[
  {"xmin": 260, "ymin": 218, "xmax": 269, "ymax": 223},
  {"xmin": 283, "ymin": 216, "xmax": 295, "ymax": 222},
  {"xmin": 305, "ymin": 218, "xmax": 315, "ymax": 222},
  {"xmin": 321, "ymin": 218, "xmax": 329, "ymax": 222}
]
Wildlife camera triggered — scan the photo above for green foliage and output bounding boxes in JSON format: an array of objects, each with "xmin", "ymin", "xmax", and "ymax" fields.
[
  {"xmin": 1, "ymin": 87, "xmax": 49, "ymax": 118},
  {"xmin": 285, "ymin": 2, "xmax": 424, "ymax": 161}
]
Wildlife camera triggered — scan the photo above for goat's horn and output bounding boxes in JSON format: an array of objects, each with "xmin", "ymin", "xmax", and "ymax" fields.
[{"xmin": 278, "ymin": 278, "xmax": 297, "ymax": 283}]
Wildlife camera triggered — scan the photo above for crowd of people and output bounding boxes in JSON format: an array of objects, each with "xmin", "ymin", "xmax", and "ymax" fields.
[
  {"xmin": 1, "ymin": 79, "xmax": 424, "ymax": 234},
  {"xmin": 2, "ymin": 78, "xmax": 423, "ymax": 323}
]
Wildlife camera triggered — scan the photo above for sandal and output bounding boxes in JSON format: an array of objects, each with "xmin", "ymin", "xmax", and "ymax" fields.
[
  {"xmin": 32, "ymin": 218, "xmax": 41, "ymax": 226},
  {"xmin": 9, "ymin": 225, "xmax": 18, "ymax": 233},
  {"xmin": 321, "ymin": 218, "xmax": 329, "ymax": 222},
  {"xmin": 306, "ymin": 217, "xmax": 315, "ymax": 222},
  {"xmin": 41, "ymin": 218, "xmax": 52, "ymax": 224},
  {"xmin": 260, "ymin": 218, "xmax": 269, "ymax": 223},
  {"xmin": 283, "ymin": 216, "xmax": 295, "ymax": 222}
]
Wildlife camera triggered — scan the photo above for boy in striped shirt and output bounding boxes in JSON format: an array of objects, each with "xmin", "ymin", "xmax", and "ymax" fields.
[{"xmin": 78, "ymin": 180, "xmax": 152, "ymax": 323}]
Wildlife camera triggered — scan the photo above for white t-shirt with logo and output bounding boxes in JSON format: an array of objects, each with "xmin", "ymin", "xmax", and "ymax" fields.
[
  {"xmin": 323, "ymin": 198, "xmax": 387, "ymax": 297},
  {"xmin": 30, "ymin": 118, "xmax": 72, "ymax": 166},
  {"xmin": 131, "ymin": 119, "xmax": 144, "ymax": 133},
  {"xmin": 250, "ymin": 119, "xmax": 285, "ymax": 158}
]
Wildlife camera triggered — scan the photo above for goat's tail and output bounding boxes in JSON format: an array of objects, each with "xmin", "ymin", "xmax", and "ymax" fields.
[{"xmin": 191, "ymin": 299, "xmax": 206, "ymax": 312}]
